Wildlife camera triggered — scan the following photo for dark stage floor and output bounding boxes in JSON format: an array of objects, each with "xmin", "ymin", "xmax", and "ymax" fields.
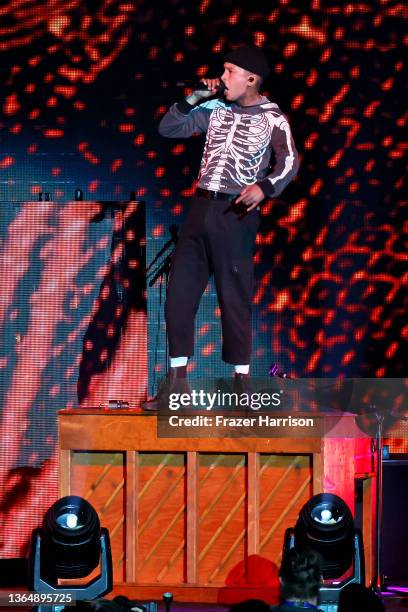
[
  {"xmin": 1, "ymin": 598, "xmax": 408, "ymax": 612},
  {"xmin": 106, "ymin": 597, "xmax": 408, "ymax": 611}
]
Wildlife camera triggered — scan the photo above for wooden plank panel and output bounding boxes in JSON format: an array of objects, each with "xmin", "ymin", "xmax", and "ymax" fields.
[
  {"xmin": 110, "ymin": 583, "xmax": 279, "ymax": 605},
  {"xmin": 137, "ymin": 453, "xmax": 185, "ymax": 583},
  {"xmin": 247, "ymin": 452, "xmax": 260, "ymax": 556},
  {"xmin": 59, "ymin": 412, "xmax": 323, "ymax": 453},
  {"xmin": 59, "ymin": 449, "xmax": 71, "ymax": 497},
  {"xmin": 186, "ymin": 452, "xmax": 198, "ymax": 583},
  {"xmin": 198, "ymin": 455, "xmax": 246, "ymax": 585},
  {"xmin": 125, "ymin": 451, "xmax": 138, "ymax": 582},
  {"xmin": 259, "ymin": 455, "xmax": 312, "ymax": 565},
  {"xmin": 322, "ymin": 438, "xmax": 356, "ymax": 513},
  {"xmin": 313, "ymin": 450, "xmax": 323, "ymax": 494},
  {"xmin": 70, "ymin": 452, "xmax": 125, "ymax": 583}
]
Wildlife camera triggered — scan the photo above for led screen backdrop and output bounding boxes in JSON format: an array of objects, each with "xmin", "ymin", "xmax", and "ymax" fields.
[
  {"xmin": 0, "ymin": 201, "xmax": 146, "ymax": 558},
  {"xmin": 0, "ymin": 1, "xmax": 407, "ymax": 557}
]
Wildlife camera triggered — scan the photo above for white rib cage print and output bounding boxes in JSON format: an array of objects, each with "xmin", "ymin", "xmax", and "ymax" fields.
[{"xmin": 199, "ymin": 106, "xmax": 287, "ymax": 191}]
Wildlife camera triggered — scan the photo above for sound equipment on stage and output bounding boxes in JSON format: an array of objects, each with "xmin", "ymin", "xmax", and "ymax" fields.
[{"xmin": 99, "ymin": 399, "xmax": 130, "ymax": 409}]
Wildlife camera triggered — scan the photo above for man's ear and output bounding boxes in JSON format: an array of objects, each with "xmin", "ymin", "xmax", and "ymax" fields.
[{"xmin": 248, "ymin": 75, "xmax": 262, "ymax": 90}]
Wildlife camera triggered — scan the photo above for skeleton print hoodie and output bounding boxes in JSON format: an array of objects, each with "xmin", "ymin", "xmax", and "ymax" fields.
[{"xmin": 158, "ymin": 96, "xmax": 299, "ymax": 197}]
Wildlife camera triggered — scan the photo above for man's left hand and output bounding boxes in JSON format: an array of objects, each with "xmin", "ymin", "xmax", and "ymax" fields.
[{"xmin": 235, "ymin": 184, "xmax": 265, "ymax": 211}]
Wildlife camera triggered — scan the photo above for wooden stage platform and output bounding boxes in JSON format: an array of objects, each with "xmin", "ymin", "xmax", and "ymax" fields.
[{"xmin": 59, "ymin": 409, "xmax": 376, "ymax": 606}]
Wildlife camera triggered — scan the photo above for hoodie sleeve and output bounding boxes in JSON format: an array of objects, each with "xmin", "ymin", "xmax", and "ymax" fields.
[
  {"xmin": 257, "ymin": 114, "xmax": 299, "ymax": 198},
  {"xmin": 158, "ymin": 99, "xmax": 212, "ymax": 138}
]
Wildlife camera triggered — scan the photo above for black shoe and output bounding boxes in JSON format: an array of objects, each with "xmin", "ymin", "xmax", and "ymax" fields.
[
  {"xmin": 233, "ymin": 373, "xmax": 256, "ymax": 411},
  {"xmin": 233, "ymin": 372, "xmax": 252, "ymax": 395},
  {"xmin": 142, "ymin": 366, "xmax": 191, "ymax": 411}
]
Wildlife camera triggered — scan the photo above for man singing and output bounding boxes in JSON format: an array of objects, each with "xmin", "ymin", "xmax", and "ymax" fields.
[{"xmin": 144, "ymin": 45, "xmax": 299, "ymax": 410}]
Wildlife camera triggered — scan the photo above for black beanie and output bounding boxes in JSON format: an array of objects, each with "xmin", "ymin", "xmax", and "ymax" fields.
[{"xmin": 224, "ymin": 45, "xmax": 270, "ymax": 79}]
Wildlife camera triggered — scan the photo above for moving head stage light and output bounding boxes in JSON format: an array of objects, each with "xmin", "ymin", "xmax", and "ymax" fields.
[
  {"xmin": 29, "ymin": 495, "xmax": 112, "ymax": 603},
  {"xmin": 283, "ymin": 493, "xmax": 364, "ymax": 608}
]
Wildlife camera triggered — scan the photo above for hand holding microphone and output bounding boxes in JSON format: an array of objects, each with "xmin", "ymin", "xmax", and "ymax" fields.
[{"xmin": 183, "ymin": 78, "xmax": 225, "ymax": 105}]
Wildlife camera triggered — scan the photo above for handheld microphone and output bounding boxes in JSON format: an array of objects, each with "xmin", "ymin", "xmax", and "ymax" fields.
[
  {"xmin": 176, "ymin": 80, "xmax": 226, "ymax": 94},
  {"xmin": 269, "ymin": 363, "xmax": 292, "ymax": 379}
]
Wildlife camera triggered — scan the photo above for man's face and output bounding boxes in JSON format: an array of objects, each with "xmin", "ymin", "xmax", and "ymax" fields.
[{"xmin": 220, "ymin": 62, "xmax": 255, "ymax": 101}]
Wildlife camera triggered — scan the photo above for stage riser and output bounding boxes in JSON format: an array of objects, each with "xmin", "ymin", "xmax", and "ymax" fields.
[{"xmin": 59, "ymin": 411, "xmax": 375, "ymax": 603}]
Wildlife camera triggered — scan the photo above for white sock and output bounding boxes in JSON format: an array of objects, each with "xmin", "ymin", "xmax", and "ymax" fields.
[
  {"xmin": 170, "ymin": 356, "xmax": 188, "ymax": 368},
  {"xmin": 234, "ymin": 364, "xmax": 250, "ymax": 375}
]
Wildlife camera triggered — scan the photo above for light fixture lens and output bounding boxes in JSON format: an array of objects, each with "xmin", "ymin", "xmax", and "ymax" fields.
[
  {"xmin": 320, "ymin": 509, "xmax": 332, "ymax": 522},
  {"xmin": 311, "ymin": 501, "xmax": 343, "ymax": 524},
  {"xmin": 67, "ymin": 513, "xmax": 78, "ymax": 529},
  {"xmin": 56, "ymin": 511, "xmax": 82, "ymax": 529}
]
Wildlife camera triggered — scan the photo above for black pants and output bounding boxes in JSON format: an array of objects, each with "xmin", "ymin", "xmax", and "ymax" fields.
[{"xmin": 165, "ymin": 195, "xmax": 260, "ymax": 364}]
